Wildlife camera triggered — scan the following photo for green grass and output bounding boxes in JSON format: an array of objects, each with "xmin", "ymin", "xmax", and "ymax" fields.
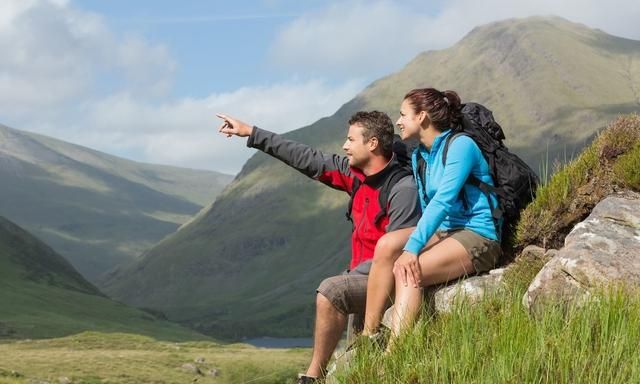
[
  {"xmin": 339, "ymin": 286, "xmax": 640, "ymax": 383},
  {"xmin": 614, "ymin": 142, "xmax": 640, "ymax": 190},
  {"xmin": 0, "ymin": 278, "xmax": 205, "ymax": 341},
  {"xmin": 516, "ymin": 114, "xmax": 640, "ymax": 250},
  {"xmin": 0, "ymin": 216, "xmax": 207, "ymax": 342},
  {"xmin": 0, "ymin": 332, "xmax": 310, "ymax": 384}
]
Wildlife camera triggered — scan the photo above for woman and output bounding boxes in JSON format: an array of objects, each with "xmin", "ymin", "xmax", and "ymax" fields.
[{"xmin": 381, "ymin": 87, "xmax": 502, "ymax": 339}]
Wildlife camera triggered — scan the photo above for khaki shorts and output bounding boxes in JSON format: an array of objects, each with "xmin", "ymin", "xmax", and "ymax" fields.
[
  {"xmin": 434, "ymin": 229, "xmax": 501, "ymax": 274},
  {"xmin": 316, "ymin": 273, "xmax": 369, "ymax": 317}
]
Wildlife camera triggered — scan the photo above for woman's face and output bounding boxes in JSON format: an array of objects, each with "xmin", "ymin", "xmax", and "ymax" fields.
[{"xmin": 396, "ymin": 99, "xmax": 424, "ymax": 140}]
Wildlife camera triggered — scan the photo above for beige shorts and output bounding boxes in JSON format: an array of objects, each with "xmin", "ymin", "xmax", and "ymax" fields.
[{"xmin": 434, "ymin": 229, "xmax": 501, "ymax": 274}]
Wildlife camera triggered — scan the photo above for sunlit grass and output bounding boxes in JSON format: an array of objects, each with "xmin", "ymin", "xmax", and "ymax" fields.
[
  {"xmin": 0, "ymin": 332, "xmax": 310, "ymax": 384},
  {"xmin": 340, "ymin": 287, "xmax": 640, "ymax": 383}
]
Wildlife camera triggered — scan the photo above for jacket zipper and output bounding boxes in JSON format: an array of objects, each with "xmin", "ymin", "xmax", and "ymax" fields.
[{"xmin": 355, "ymin": 196, "xmax": 369, "ymax": 265}]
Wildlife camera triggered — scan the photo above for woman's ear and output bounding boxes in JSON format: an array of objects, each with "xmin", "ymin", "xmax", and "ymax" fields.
[{"xmin": 417, "ymin": 110, "xmax": 428, "ymax": 126}]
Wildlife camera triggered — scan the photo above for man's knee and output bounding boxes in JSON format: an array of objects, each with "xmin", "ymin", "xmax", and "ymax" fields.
[
  {"xmin": 316, "ymin": 275, "xmax": 366, "ymax": 316},
  {"xmin": 316, "ymin": 291, "xmax": 334, "ymax": 310},
  {"xmin": 317, "ymin": 276, "xmax": 348, "ymax": 316}
]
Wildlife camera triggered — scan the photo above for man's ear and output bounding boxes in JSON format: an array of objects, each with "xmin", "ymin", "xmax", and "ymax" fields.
[{"xmin": 368, "ymin": 136, "xmax": 379, "ymax": 152}]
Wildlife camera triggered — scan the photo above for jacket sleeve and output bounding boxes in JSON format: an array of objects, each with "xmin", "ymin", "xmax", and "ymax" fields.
[
  {"xmin": 404, "ymin": 136, "xmax": 479, "ymax": 255},
  {"xmin": 247, "ymin": 126, "xmax": 354, "ymax": 192}
]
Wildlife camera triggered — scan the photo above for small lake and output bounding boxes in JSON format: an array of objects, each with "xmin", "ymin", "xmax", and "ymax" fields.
[{"xmin": 243, "ymin": 337, "xmax": 313, "ymax": 348}]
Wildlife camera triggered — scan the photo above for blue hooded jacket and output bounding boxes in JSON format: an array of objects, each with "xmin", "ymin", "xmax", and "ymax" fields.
[{"xmin": 403, "ymin": 129, "xmax": 501, "ymax": 255}]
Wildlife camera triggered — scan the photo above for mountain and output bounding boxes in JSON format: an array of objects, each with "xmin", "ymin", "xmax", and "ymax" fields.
[
  {"xmin": 102, "ymin": 16, "xmax": 640, "ymax": 339},
  {"xmin": 0, "ymin": 215, "xmax": 205, "ymax": 340},
  {"xmin": 0, "ymin": 124, "xmax": 233, "ymax": 282}
]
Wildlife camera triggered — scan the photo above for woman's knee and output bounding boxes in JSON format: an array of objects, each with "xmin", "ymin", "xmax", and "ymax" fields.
[{"xmin": 373, "ymin": 234, "xmax": 402, "ymax": 263}]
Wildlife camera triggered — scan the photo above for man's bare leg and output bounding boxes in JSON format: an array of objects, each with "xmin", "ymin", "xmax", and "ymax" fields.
[
  {"xmin": 305, "ymin": 293, "xmax": 347, "ymax": 378},
  {"xmin": 362, "ymin": 227, "xmax": 415, "ymax": 335}
]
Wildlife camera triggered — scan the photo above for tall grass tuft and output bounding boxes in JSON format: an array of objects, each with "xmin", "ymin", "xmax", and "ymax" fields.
[
  {"xmin": 516, "ymin": 114, "xmax": 640, "ymax": 250},
  {"xmin": 339, "ymin": 286, "xmax": 640, "ymax": 383}
]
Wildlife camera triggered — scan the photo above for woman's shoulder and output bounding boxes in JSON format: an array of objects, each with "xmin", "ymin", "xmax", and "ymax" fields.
[{"xmin": 447, "ymin": 133, "xmax": 481, "ymax": 157}]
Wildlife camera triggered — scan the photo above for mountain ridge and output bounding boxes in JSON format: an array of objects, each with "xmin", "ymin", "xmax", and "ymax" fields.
[
  {"xmin": 0, "ymin": 215, "xmax": 206, "ymax": 340},
  {"xmin": 0, "ymin": 123, "xmax": 233, "ymax": 282}
]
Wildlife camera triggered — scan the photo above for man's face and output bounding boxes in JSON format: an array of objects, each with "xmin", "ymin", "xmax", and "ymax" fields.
[{"xmin": 342, "ymin": 124, "xmax": 372, "ymax": 169}]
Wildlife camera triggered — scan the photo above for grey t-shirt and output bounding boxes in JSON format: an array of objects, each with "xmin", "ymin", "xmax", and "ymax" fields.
[{"xmin": 386, "ymin": 174, "xmax": 420, "ymax": 232}]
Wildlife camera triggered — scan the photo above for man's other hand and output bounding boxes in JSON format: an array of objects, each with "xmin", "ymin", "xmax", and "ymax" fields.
[{"xmin": 216, "ymin": 113, "xmax": 254, "ymax": 137}]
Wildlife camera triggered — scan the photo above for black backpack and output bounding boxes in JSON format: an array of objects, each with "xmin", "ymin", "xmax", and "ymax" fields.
[
  {"xmin": 345, "ymin": 136, "xmax": 417, "ymax": 225},
  {"xmin": 418, "ymin": 103, "xmax": 539, "ymax": 261}
]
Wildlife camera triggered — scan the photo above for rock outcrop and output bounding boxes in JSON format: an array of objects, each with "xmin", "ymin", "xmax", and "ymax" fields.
[
  {"xmin": 524, "ymin": 195, "xmax": 640, "ymax": 313},
  {"xmin": 380, "ymin": 267, "xmax": 508, "ymax": 328}
]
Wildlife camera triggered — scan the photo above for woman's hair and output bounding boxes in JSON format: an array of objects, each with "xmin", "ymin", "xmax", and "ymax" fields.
[{"xmin": 403, "ymin": 88, "xmax": 463, "ymax": 130}]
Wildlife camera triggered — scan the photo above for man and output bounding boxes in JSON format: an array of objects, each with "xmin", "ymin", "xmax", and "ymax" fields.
[{"xmin": 217, "ymin": 111, "xmax": 419, "ymax": 383}]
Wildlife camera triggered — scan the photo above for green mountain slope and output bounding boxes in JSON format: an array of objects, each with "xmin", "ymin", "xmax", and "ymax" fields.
[
  {"xmin": 0, "ymin": 216, "xmax": 206, "ymax": 340},
  {"xmin": 103, "ymin": 16, "xmax": 640, "ymax": 339},
  {"xmin": 0, "ymin": 124, "xmax": 233, "ymax": 282}
]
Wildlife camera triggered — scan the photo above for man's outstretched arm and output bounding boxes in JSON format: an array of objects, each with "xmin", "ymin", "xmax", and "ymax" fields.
[{"xmin": 217, "ymin": 113, "xmax": 354, "ymax": 192}]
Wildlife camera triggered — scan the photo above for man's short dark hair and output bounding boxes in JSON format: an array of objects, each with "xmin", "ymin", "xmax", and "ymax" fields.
[{"xmin": 348, "ymin": 111, "xmax": 394, "ymax": 157}]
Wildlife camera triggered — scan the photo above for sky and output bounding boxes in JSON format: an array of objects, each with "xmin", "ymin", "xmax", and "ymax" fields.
[{"xmin": 1, "ymin": 0, "xmax": 640, "ymax": 175}]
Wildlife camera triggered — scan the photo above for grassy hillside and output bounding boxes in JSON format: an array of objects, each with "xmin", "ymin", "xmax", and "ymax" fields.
[
  {"xmin": 0, "ymin": 216, "xmax": 205, "ymax": 341},
  {"xmin": 104, "ymin": 16, "xmax": 640, "ymax": 339},
  {"xmin": 0, "ymin": 124, "xmax": 233, "ymax": 282}
]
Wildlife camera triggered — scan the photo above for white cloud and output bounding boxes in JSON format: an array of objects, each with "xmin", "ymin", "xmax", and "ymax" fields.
[
  {"xmin": 0, "ymin": 0, "xmax": 363, "ymax": 175},
  {"xmin": 0, "ymin": 0, "xmax": 174, "ymax": 117},
  {"xmin": 270, "ymin": 0, "xmax": 640, "ymax": 78},
  {"xmin": 61, "ymin": 79, "xmax": 363, "ymax": 174}
]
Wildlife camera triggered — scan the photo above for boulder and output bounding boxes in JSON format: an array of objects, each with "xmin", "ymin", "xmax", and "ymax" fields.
[
  {"xmin": 524, "ymin": 195, "xmax": 640, "ymax": 313},
  {"xmin": 430, "ymin": 268, "xmax": 506, "ymax": 313},
  {"xmin": 380, "ymin": 267, "xmax": 507, "ymax": 328},
  {"xmin": 180, "ymin": 363, "xmax": 202, "ymax": 375}
]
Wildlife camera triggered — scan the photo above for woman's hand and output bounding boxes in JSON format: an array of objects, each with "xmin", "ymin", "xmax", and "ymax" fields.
[
  {"xmin": 393, "ymin": 251, "xmax": 422, "ymax": 288},
  {"xmin": 216, "ymin": 113, "xmax": 254, "ymax": 137}
]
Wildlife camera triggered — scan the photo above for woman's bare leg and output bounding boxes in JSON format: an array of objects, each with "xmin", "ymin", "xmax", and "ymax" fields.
[
  {"xmin": 390, "ymin": 236, "xmax": 475, "ymax": 338},
  {"xmin": 362, "ymin": 227, "xmax": 415, "ymax": 335}
]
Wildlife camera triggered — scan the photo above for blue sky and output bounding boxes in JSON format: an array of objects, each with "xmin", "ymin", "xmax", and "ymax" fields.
[{"xmin": 1, "ymin": 0, "xmax": 639, "ymax": 174}]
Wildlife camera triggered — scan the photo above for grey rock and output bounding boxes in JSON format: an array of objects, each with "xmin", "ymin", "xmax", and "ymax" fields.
[
  {"xmin": 381, "ymin": 268, "xmax": 507, "ymax": 327},
  {"xmin": 524, "ymin": 196, "xmax": 640, "ymax": 313},
  {"xmin": 180, "ymin": 363, "xmax": 202, "ymax": 375},
  {"xmin": 431, "ymin": 268, "xmax": 506, "ymax": 313},
  {"xmin": 520, "ymin": 245, "xmax": 547, "ymax": 261}
]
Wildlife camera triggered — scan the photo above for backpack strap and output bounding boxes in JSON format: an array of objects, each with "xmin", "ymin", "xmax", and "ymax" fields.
[
  {"xmin": 345, "ymin": 165, "xmax": 412, "ymax": 227},
  {"xmin": 442, "ymin": 132, "xmax": 470, "ymax": 211},
  {"xmin": 441, "ymin": 132, "xmax": 502, "ymax": 235},
  {"xmin": 373, "ymin": 166, "xmax": 412, "ymax": 224}
]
